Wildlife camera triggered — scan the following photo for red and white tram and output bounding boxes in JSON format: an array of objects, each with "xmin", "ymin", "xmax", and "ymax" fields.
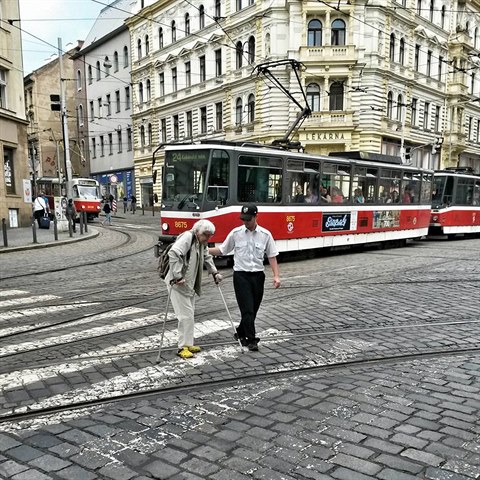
[
  {"xmin": 36, "ymin": 177, "xmax": 102, "ymax": 221},
  {"xmin": 429, "ymin": 168, "xmax": 480, "ymax": 237},
  {"xmin": 158, "ymin": 142, "xmax": 433, "ymax": 253}
]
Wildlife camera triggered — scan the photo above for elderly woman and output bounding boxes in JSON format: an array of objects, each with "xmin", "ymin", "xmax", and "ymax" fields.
[{"xmin": 165, "ymin": 219, "xmax": 222, "ymax": 359}]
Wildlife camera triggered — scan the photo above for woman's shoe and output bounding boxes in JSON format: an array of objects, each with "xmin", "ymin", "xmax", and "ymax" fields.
[
  {"xmin": 177, "ymin": 347, "xmax": 194, "ymax": 359},
  {"xmin": 188, "ymin": 346, "xmax": 201, "ymax": 353}
]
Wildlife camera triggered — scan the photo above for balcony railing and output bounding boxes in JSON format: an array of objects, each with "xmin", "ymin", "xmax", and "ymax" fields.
[{"xmin": 299, "ymin": 45, "xmax": 357, "ymax": 64}]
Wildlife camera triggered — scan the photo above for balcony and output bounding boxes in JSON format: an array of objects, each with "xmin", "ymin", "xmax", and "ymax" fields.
[
  {"xmin": 304, "ymin": 111, "xmax": 354, "ymax": 127},
  {"xmin": 299, "ymin": 45, "xmax": 357, "ymax": 65}
]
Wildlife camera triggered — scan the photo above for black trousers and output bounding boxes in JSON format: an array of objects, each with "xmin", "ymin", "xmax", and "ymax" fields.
[
  {"xmin": 233, "ymin": 271, "xmax": 265, "ymax": 342},
  {"xmin": 34, "ymin": 209, "xmax": 45, "ymax": 227}
]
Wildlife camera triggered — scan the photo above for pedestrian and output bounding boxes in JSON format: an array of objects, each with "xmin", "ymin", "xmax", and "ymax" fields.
[
  {"xmin": 33, "ymin": 192, "xmax": 48, "ymax": 228},
  {"xmin": 131, "ymin": 195, "xmax": 137, "ymax": 214},
  {"xmin": 165, "ymin": 219, "xmax": 222, "ymax": 359},
  {"xmin": 102, "ymin": 201, "xmax": 112, "ymax": 225},
  {"xmin": 123, "ymin": 196, "xmax": 128, "ymax": 213},
  {"xmin": 65, "ymin": 198, "xmax": 77, "ymax": 233},
  {"xmin": 209, "ymin": 204, "xmax": 280, "ymax": 351}
]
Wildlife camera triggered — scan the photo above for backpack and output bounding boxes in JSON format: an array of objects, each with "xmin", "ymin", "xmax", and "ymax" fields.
[{"xmin": 157, "ymin": 232, "xmax": 194, "ymax": 280}]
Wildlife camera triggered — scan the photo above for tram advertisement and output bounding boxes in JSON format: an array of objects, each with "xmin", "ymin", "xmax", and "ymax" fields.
[{"xmin": 322, "ymin": 213, "xmax": 352, "ymax": 232}]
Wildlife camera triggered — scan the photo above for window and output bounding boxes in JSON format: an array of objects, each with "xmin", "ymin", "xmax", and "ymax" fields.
[
  {"xmin": 106, "ymin": 94, "xmax": 111, "ymax": 116},
  {"xmin": 248, "ymin": 36, "xmax": 255, "ymax": 64},
  {"xmin": 216, "ymin": 102, "xmax": 223, "ymax": 130},
  {"xmin": 108, "ymin": 133, "xmax": 113, "ymax": 155},
  {"xmin": 115, "ymin": 90, "xmax": 121, "ymax": 112},
  {"xmin": 96, "ymin": 61, "xmax": 101, "ymax": 81},
  {"xmin": 137, "ymin": 38, "xmax": 142, "ymax": 59},
  {"xmin": 247, "ymin": 94, "xmax": 255, "ymax": 122},
  {"xmin": 91, "ymin": 138, "xmax": 96, "ymax": 159},
  {"xmin": 123, "ymin": 46, "xmax": 129, "ymax": 67},
  {"xmin": 172, "ymin": 67, "xmax": 177, "ymax": 92},
  {"xmin": 159, "ymin": 28, "xmax": 164, "ymax": 48},
  {"xmin": 117, "ymin": 129, "xmax": 123, "ymax": 153},
  {"xmin": 236, "ymin": 0, "xmax": 242, "ymax": 11},
  {"xmin": 307, "ymin": 83, "xmax": 320, "ymax": 111},
  {"xmin": 146, "ymin": 79, "xmax": 151, "ymax": 101},
  {"xmin": 185, "ymin": 62, "xmax": 191, "ymax": 87},
  {"xmin": 199, "ymin": 56, "xmax": 206, "ymax": 82},
  {"xmin": 423, "ymin": 102, "xmax": 430, "ymax": 129},
  {"xmin": 171, "ymin": 21, "xmax": 176, "ymax": 42},
  {"xmin": 199, "ymin": 5, "xmax": 205, "ymax": 29},
  {"xmin": 140, "ymin": 125, "xmax": 145, "ymax": 147},
  {"xmin": 125, "ymin": 86, "xmax": 131, "ymax": 109},
  {"xmin": 148, "ymin": 123, "xmax": 153, "ymax": 145},
  {"xmin": 307, "ymin": 19, "xmax": 322, "ymax": 46},
  {"xmin": 441, "ymin": 5, "xmax": 446, "ymax": 29},
  {"xmin": 331, "ymin": 19, "xmax": 346, "ymax": 46},
  {"xmin": 396, "ymin": 94, "xmax": 403, "ymax": 122},
  {"xmin": 414, "ymin": 44, "xmax": 420, "ymax": 71},
  {"xmin": 0, "ymin": 69, "xmax": 6, "ymax": 109},
  {"xmin": 438, "ymin": 56, "xmax": 443, "ymax": 81},
  {"xmin": 186, "ymin": 111, "xmax": 193, "ymax": 137},
  {"xmin": 329, "ymin": 82, "xmax": 344, "ymax": 111},
  {"xmin": 139, "ymin": 82, "xmax": 144, "ymax": 103},
  {"xmin": 76, "ymin": 70, "xmax": 82, "ymax": 90},
  {"xmin": 185, "ymin": 13, "xmax": 190, "ymax": 35},
  {"xmin": 127, "ymin": 127, "xmax": 132, "ymax": 150},
  {"xmin": 89, "ymin": 100, "xmax": 94, "ymax": 120},
  {"xmin": 378, "ymin": 168, "xmax": 401, "ymax": 204},
  {"xmin": 417, "ymin": 0, "xmax": 422, "ymax": 15},
  {"xmin": 159, "ymin": 72, "xmax": 165, "ymax": 96},
  {"xmin": 215, "ymin": 49, "xmax": 222, "ymax": 76},
  {"xmin": 389, "ymin": 33, "xmax": 395, "ymax": 62},
  {"xmin": 435, "ymin": 105, "xmax": 441, "ymax": 131},
  {"xmin": 429, "ymin": 0, "xmax": 434, "ymax": 21},
  {"xmin": 97, "ymin": 97, "xmax": 102, "ymax": 117},
  {"xmin": 100, "ymin": 135, "xmax": 105, "ymax": 156},
  {"xmin": 200, "ymin": 106, "xmax": 207, "ymax": 133},
  {"xmin": 145, "ymin": 35, "xmax": 150, "ymax": 54},
  {"xmin": 104, "ymin": 56, "xmax": 111, "ymax": 76},
  {"xmin": 399, "ymin": 38, "xmax": 405, "ymax": 65},
  {"xmin": 113, "ymin": 51, "xmax": 119, "ymax": 71},
  {"xmin": 387, "ymin": 91, "xmax": 393, "ymax": 119},
  {"xmin": 161, "ymin": 119, "xmax": 167, "ymax": 143},
  {"xmin": 411, "ymin": 98, "xmax": 418, "ymax": 126},
  {"xmin": 236, "ymin": 41, "xmax": 243, "ymax": 69},
  {"xmin": 3, "ymin": 148, "xmax": 15, "ymax": 194},
  {"xmin": 427, "ymin": 50, "xmax": 432, "ymax": 76},
  {"xmin": 215, "ymin": 0, "xmax": 221, "ymax": 19},
  {"xmin": 287, "ymin": 160, "xmax": 321, "ymax": 205},
  {"xmin": 88, "ymin": 65, "xmax": 93, "ymax": 84},
  {"xmin": 173, "ymin": 115, "xmax": 179, "ymax": 139},
  {"xmin": 236, "ymin": 97, "xmax": 243, "ymax": 125}
]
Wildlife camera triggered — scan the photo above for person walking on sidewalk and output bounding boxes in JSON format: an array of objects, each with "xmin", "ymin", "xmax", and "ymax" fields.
[
  {"xmin": 102, "ymin": 201, "xmax": 112, "ymax": 226},
  {"xmin": 33, "ymin": 193, "xmax": 48, "ymax": 228},
  {"xmin": 209, "ymin": 204, "xmax": 281, "ymax": 351},
  {"xmin": 65, "ymin": 199, "xmax": 77, "ymax": 233},
  {"xmin": 165, "ymin": 219, "xmax": 222, "ymax": 359},
  {"xmin": 130, "ymin": 195, "xmax": 137, "ymax": 214}
]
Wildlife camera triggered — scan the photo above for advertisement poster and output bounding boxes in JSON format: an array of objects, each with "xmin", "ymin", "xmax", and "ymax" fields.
[
  {"xmin": 23, "ymin": 179, "xmax": 32, "ymax": 203},
  {"xmin": 373, "ymin": 210, "xmax": 400, "ymax": 229}
]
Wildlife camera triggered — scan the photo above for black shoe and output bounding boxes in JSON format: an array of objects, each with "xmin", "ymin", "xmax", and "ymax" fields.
[
  {"xmin": 233, "ymin": 333, "xmax": 248, "ymax": 346},
  {"xmin": 247, "ymin": 338, "xmax": 259, "ymax": 351}
]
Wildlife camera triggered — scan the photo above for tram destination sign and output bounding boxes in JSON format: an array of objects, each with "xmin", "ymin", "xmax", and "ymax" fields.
[{"xmin": 322, "ymin": 213, "xmax": 352, "ymax": 232}]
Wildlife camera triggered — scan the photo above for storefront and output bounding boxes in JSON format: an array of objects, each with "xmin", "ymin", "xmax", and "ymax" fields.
[{"xmin": 93, "ymin": 170, "xmax": 134, "ymax": 200}]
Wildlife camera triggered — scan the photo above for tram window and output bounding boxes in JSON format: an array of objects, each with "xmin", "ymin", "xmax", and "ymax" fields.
[
  {"xmin": 432, "ymin": 175, "xmax": 446, "ymax": 206},
  {"xmin": 378, "ymin": 169, "xmax": 400, "ymax": 203},
  {"xmin": 322, "ymin": 163, "xmax": 351, "ymax": 203},
  {"xmin": 474, "ymin": 180, "xmax": 480, "ymax": 205},
  {"xmin": 237, "ymin": 155, "xmax": 282, "ymax": 203},
  {"xmin": 206, "ymin": 150, "xmax": 230, "ymax": 204},
  {"xmin": 401, "ymin": 173, "xmax": 417, "ymax": 203},
  {"xmin": 455, "ymin": 178, "xmax": 475, "ymax": 205},
  {"xmin": 352, "ymin": 166, "xmax": 377, "ymax": 203},
  {"xmin": 420, "ymin": 173, "xmax": 433, "ymax": 204},
  {"xmin": 286, "ymin": 160, "xmax": 320, "ymax": 204}
]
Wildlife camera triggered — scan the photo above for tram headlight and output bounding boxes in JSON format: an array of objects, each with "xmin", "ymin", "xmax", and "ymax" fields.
[
  {"xmin": 81, "ymin": 205, "xmax": 86, "ymax": 209},
  {"xmin": 162, "ymin": 222, "xmax": 169, "ymax": 232},
  {"xmin": 432, "ymin": 215, "xmax": 438, "ymax": 221}
]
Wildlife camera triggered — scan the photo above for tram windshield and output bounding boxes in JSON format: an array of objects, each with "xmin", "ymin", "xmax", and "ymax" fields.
[
  {"xmin": 432, "ymin": 175, "xmax": 451, "ymax": 207},
  {"xmin": 75, "ymin": 185, "xmax": 100, "ymax": 200}
]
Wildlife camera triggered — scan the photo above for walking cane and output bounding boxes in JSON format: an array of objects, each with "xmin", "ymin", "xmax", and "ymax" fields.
[
  {"xmin": 216, "ymin": 283, "xmax": 245, "ymax": 352},
  {"xmin": 156, "ymin": 285, "xmax": 173, "ymax": 363}
]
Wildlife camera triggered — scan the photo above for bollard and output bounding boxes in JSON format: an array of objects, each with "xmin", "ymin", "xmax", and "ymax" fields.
[
  {"xmin": 84, "ymin": 212, "xmax": 88, "ymax": 233},
  {"xmin": 152, "ymin": 204, "xmax": 155, "ymax": 216},
  {"xmin": 67, "ymin": 216, "xmax": 72, "ymax": 237},
  {"xmin": 2, "ymin": 218, "xmax": 7, "ymax": 247},
  {"xmin": 32, "ymin": 219, "xmax": 38, "ymax": 244},
  {"xmin": 142, "ymin": 204, "xmax": 145, "ymax": 215},
  {"xmin": 79, "ymin": 212, "xmax": 84, "ymax": 234},
  {"xmin": 54, "ymin": 217, "xmax": 58, "ymax": 241}
]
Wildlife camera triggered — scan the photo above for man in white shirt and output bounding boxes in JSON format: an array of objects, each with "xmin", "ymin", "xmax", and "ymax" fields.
[
  {"xmin": 33, "ymin": 193, "xmax": 48, "ymax": 227},
  {"xmin": 209, "ymin": 204, "xmax": 281, "ymax": 351}
]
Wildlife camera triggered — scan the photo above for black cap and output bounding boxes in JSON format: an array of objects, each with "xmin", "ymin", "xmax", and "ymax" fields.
[{"xmin": 240, "ymin": 204, "xmax": 258, "ymax": 221}]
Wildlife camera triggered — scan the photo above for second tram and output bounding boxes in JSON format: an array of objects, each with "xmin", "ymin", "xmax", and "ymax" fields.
[
  {"xmin": 158, "ymin": 142, "xmax": 434, "ymax": 252},
  {"xmin": 430, "ymin": 168, "xmax": 480, "ymax": 237}
]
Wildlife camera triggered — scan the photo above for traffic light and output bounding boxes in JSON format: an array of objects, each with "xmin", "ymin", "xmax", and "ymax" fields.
[
  {"xmin": 404, "ymin": 147, "xmax": 411, "ymax": 162},
  {"xmin": 432, "ymin": 137, "xmax": 443, "ymax": 155},
  {"xmin": 50, "ymin": 94, "xmax": 61, "ymax": 111}
]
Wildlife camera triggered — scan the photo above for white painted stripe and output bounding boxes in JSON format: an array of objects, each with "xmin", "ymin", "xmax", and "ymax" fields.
[
  {"xmin": 0, "ymin": 295, "xmax": 59, "ymax": 308},
  {"xmin": 0, "ymin": 307, "xmax": 148, "ymax": 356},
  {"xmin": 0, "ymin": 290, "xmax": 28, "ymax": 298},
  {"xmin": 0, "ymin": 302, "xmax": 100, "ymax": 322}
]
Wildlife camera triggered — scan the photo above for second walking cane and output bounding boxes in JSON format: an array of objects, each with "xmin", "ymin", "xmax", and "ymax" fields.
[{"xmin": 217, "ymin": 283, "xmax": 245, "ymax": 352}]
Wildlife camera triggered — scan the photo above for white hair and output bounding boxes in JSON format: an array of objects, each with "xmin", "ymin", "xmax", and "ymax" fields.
[{"xmin": 192, "ymin": 219, "xmax": 216, "ymax": 235}]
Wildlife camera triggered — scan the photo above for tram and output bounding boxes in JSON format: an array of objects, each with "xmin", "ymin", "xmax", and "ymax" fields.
[
  {"xmin": 157, "ymin": 142, "xmax": 433, "ymax": 253},
  {"xmin": 36, "ymin": 177, "xmax": 102, "ymax": 221},
  {"xmin": 429, "ymin": 168, "xmax": 480, "ymax": 237}
]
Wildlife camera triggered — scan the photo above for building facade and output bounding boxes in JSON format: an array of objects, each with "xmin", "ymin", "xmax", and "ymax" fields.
[{"xmin": 0, "ymin": 0, "xmax": 30, "ymax": 227}]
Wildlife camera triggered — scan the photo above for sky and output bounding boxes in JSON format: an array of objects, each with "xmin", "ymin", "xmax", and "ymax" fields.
[{"xmin": 19, "ymin": 0, "xmax": 109, "ymax": 74}]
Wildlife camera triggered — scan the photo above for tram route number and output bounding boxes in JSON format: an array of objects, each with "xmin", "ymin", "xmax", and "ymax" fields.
[
  {"xmin": 175, "ymin": 221, "xmax": 188, "ymax": 229},
  {"xmin": 286, "ymin": 215, "xmax": 295, "ymax": 222}
]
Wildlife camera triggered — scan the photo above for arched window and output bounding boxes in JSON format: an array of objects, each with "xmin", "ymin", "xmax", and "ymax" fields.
[
  {"xmin": 140, "ymin": 125, "xmax": 145, "ymax": 147},
  {"xmin": 236, "ymin": 97, "xmax": 243, "ymax": 125},
  {"xmin": 76, "ymin": 69, "xmax": 82, "ymax": 90},
  {"xmin": 104, "ymin": 56, "xmax": 111, "ymax": 76},
  {"xmin": 137, "ymin": 38, "xmax": 142, "ymax": 59},
  {"xmin": 148, "ymin": 123, "xmax": 153, "ymax": 145},
  {"xmin": 429, "ymin": 0, "xmax": 434, "ymax": 21},
  {"xmin": 88, "ymin": 65, "xmax": 93, "ymax": 84},
  {"xmin": 247, "ymin": 94, "xmax": 255, "ymax": 122},
  {"xmin": 389, "ymin": 33, "xmax": 396, "ymax": 62},
  {"xmin": 441, "ymin": 5, "xmax": 446, "ymax": 28},
  {"xmin": 331, "ymin": 19, "xmax": 346, "ymax": 46},
  {"xmin": 236, "ymin": 41, "xmax": 243, "ymax": 69},
  {"xmin": 145, "ymin": 35, "xmax": 150, "ymax": 54},
  {"xmin": 146, "ymin": 79, "xmax": 151, "ymax": 101},
  {"xmin": 265, "ymin": 33, "xmax": 271, "ymax": 57},
  {"xmin": 199, "ymin": 5, "xmax": 205, "ymax": 29},
  {"xmin": 248, "ymin": 36, "xmax": 255, "ymax": 64},
  {"xmin": 215, "ymin": 0, "xmax": 221, "ymax": 18},
  {"xmin": 387, "ymin": 91, "xmax": 393, "ymax": 118},
  {"xmin": 399, "ymin": 38, "xmax": 405, "ymax": 65},
  {"xmin": 139, "ymin": 82, "xmax": 144, "ymax": 103},
  {"xmin": 96, "ymin": 61, "xmax": 101, "ymax": 80},
  {"xmin": 185, "ymin": 13, "xmax": 190, "ymax": 35},
  {"xmin": 475, "ymin": 27, "xmax": 479, "ymax": 49},
  {"xmin": 171, "ymin": 21, "xmax": 176, "ymax": 42},
  {"xmin": 78, "ymin": 104, "xmax": 84, "ymax": 126},
  {"xmin": 397, "ymin": 94, "xmax": 403, "ymax": 121},
  {"xmin": 159, "ymin": 28, "xmax": 164, "ymax": 48},
  {"xmin": 113, "ymin": 51, "xmax": 119, "ymax": 71},
  {"xmin": 123, "ymin": 46, "xmax": 129, "ymax": 67},
  {"xmin": 329, "ymin": 81, "xmax": 344, "ymax": 111},
  {"xmin": 307, "ymin": 83, "xmax": 320, "ymax": 111},
  {"xmin": 307, "ymin": 19, "xmax": 322, "ymax": 46}
]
